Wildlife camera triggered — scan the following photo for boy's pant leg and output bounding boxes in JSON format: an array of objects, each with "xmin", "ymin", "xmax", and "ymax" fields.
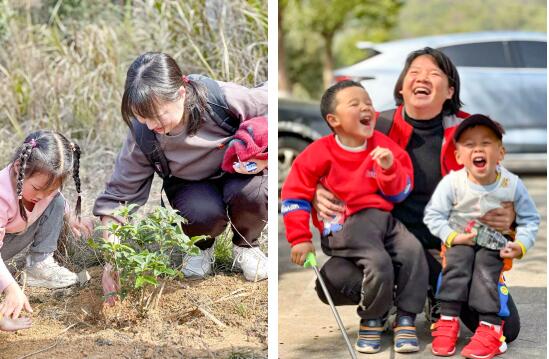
[
  {"xmin": 469, "ymin": 248, "xmax": 504, "ymax": 324},
  {"xmin": 437, "ymin": 245, "xmax": 475, "ymax": 316},
  {"xmin": 321, "ymin": 209, "xmax": 395, "ymax": 320},
  {"xmin": 1, "ymin": 193, "xmax": 65, "ymax": 263},
  {"xmin": 222, "ymin": 171, "xmax": 267, "ymax": 248},
  {"xmin": 316, "ymin": 256, "xmax": 364, "ymax": 305},
  {"xmin": 384, "ymin": 218, "xmax": 429, "ymax": 314}
]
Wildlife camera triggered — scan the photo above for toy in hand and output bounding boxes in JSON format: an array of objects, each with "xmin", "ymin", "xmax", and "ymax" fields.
[{"xmin": 466, "ymin": 220, "xmax": 508, "ymax": 250}]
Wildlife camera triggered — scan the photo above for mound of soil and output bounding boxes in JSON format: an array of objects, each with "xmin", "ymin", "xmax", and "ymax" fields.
[{"xmin": 0, "ymin": 267, "xmax": 267, "ymax": 358}]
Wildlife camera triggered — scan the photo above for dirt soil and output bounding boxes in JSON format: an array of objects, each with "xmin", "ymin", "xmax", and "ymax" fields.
[{"xmin": 0, "ymin": 267, "xmax": 267, "ymax": 359}]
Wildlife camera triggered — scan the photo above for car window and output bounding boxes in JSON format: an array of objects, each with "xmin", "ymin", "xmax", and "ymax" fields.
[
  {"xmin": 437, "ymin": 41, "xmax": 512, "ymax": 68},
  {"xmin": 508, "ymin": 41, "xmax": 547, "ymax": 68}
]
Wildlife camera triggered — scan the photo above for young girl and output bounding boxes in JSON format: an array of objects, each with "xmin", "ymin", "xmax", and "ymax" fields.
[
  {"xmin": 0, "ymin": 130, "xmax": 86, "ymax": 322},
  {"xmin": 94, "ymin": 52, "xmax": 267, "ymax": 303}
]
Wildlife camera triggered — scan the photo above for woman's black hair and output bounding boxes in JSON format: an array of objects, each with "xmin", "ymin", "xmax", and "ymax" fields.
[
  {"xmin": 12, "ymin": 130, "xmax": 81, "ymax": 222},
  {"xmin": 121, "ymin": 52, "xmax": 209, "ymax": 136},
  {"xmin": 393, "ymin": 47, "xmax": 462, "ymax": 115}
]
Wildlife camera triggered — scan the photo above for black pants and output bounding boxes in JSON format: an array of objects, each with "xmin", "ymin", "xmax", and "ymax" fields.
[
  {"xmin": 315, "ymin": 248, "xmax": 521, "ymax": 342},
  {"xmin": 438, "ymin": 245, "xmax": 504, "ymax": 324},
  {"xmin": 164, "ymin": 171, "xmax": 267, "ymax": 249},
  {"xmin": 319, "ymin": 209, "xmax": 428, "ymax": 320}
]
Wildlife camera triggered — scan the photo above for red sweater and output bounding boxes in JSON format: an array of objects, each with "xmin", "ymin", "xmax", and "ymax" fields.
[
  {"xmin": 383, "ymin": 105, "xmax": 470, "ymax": 176},
  {"xmin": 281, "ymin": 132, "xmax": 414, "ymax": 246}
]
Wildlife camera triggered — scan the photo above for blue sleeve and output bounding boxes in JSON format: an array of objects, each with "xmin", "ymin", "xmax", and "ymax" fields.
[
  {"xmin": 513, "ymin": 179, "xmax": 540, "ymax": 253},
  {"xmin": 423, "ymin": 174, "xmax": 456, "ymax": 244}
]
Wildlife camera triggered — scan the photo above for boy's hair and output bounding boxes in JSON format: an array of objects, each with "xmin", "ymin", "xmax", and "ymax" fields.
[
  {"xmin": 121, "ymin": 52, "xmax": 210, "ymax": 136},
  {"xmin": 320, "ymin": 80, "xmax": 365, "ymax": 130},
  {"xmin": 453, "ymin": 114, "xmax": 505, "ymax": 143},
  {"xmin": 11, "ymin": 130, "xmax": 81, "ymax": 222},
  {"xmin": 393, "ymin": 47, "xmax": 462, "ymax": 115}
]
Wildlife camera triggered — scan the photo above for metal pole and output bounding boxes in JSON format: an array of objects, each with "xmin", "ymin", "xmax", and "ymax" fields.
[{"xmin": 305, "ymin": 253, "xmax": 358, "ymax": 359}]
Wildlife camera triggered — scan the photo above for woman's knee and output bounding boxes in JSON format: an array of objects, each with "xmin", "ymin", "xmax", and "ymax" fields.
[
  {"xmin": 226, "ymin": 175, "xmax": 267, "ymax": 210},
  {"xmin": 180, "ymin": 205, "xmax": 228, "ymax": 238}
]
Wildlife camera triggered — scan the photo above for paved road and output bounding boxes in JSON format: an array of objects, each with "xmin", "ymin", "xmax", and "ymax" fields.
[{"xmin": 278, "ymin": 175, "xmax": 547, "ymax": 358}]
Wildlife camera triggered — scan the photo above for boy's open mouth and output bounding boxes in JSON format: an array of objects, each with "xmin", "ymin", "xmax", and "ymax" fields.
[
  {"xmin": 473, "ymin": 156, "xmax": 487, "ymax": 168},
  {"xmin": 359, "ymin": 115, "xmax": 372, "ymax": 126}
]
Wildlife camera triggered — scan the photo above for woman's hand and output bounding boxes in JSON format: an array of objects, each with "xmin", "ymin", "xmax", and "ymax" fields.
[
  {"xmin": 500, "ymin": 242, "xmax": 523, "ymax": 259},
  {"xmin": 101, "ymin": 263, "xmax": 120, "ymax": 306},
  {"xmin": 312, "ymin": 183, "xmax": 345, "ymax": 220},
  {"xmin": 479, "ymin": 202, "xmax": 515, "ymax": 232},
  {"xmin": 290, "ymin": 242, "xmax": 315, "ymax": 266},
  {"xmin": 68, "ymin": 215, "xmax": 95, "ymax": 239},
  {"xmin": 0, "ymin": 282, "xmax": 32, "ymax": 318},
  {"xmin": 233, "ymin": 158, "xmax": 267, "ymax": 175}
]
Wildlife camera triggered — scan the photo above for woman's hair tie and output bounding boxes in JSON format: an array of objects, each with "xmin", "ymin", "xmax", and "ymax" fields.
[
  {"xmin": 70, "ymin": 142, "xmax": 76, "ymax": 152},
  {"xmin": 28, "ymin": 138, "xmax": 37, "ymax": 148},
  {"xmin": 182, "ymin": 75, "xmax": 190, "ymax": 84}
]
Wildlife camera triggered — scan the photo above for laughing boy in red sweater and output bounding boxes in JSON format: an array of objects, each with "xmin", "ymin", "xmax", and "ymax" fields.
[{"xmin": 281, "ymin": 80, "xmax": 428, "ymax": 354}]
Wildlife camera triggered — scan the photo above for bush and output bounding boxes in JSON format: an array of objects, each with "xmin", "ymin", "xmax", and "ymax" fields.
[{"xmin": 88, "ymin": 204, "xmax": 206, "ymax": 312}]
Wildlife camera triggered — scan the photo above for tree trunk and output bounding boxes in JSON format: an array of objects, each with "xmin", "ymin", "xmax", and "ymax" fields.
[
  {"xmin": 322, "ymin": 33, "xmax": 335, "ymax": 90},
  {"xmin": 278, "ymin": 4, "xmax": 291, "ymax": 97}
]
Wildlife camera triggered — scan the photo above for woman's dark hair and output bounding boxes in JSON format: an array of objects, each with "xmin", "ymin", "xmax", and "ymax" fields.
[
  {"xmin": 11, "ymin": 130, "xmax": 81, "ymax": 222},
  {"xmin": 121, "ymin": 52, "xmax": 209, "ymax": 136},
  {"xmin": 393, "ymin": 47, "xmax": 462, "ymax": 115},
  {"xmin": 320, "ymin": 80, "xmax": 365, "ymax": 129}
]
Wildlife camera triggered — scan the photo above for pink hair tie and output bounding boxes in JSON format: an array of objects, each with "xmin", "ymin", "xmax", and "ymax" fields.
[
  {"xmin": 28, "ymin": 138, "xmax": 37, "ymax": 148},
  {"xmin": 182, "ymin": 75, "xmax": 190, "ymax": 84}
]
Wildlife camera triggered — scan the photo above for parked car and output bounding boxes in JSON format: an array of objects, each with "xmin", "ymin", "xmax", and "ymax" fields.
[
  {"xmin": 334, "ymin": 31, "xmax": 546, "ymax": 172},
  {"xmin": 278, "ymin": 98, "xmax": 330, "ymax": 192},
  {"xmin": 278, "ymin": 32, "xmax": 546, "ymax": 191}
]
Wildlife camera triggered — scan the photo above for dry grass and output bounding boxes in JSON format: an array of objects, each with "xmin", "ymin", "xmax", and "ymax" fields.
[
  {"xmin": 0, "ymin": 0, "xmax": 267, "ymax": 215},
  {"xmin": 0, "ymin": 0, "xmax": 267, "ymax": 266}
]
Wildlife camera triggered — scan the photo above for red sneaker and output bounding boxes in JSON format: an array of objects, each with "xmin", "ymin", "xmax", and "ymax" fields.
[
  {"xmin": 431, "ymin": 317, "xmax": 460, "ymax": 356},
  {"xmin": 461, "ymin": 321, "xmax": 507, "ymax": 359}
]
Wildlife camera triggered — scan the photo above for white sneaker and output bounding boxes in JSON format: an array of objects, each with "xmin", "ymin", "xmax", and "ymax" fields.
[
  {"xmin": 24, "ymin": 254, "xmax": 78, "ymax": 288},
  {"xmin": 232, "ymin": 246, "xmax": 268, "ymax": 282},
  {"xmin": 182, "ymin": 247, "xmax": 214, "ymax": 278}
]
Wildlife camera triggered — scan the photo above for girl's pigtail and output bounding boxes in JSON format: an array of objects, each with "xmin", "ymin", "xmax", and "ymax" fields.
[
  {"xmin": 16, "ymin": 143, "xmax": 34, "ymax": 222},
  {"xmin": 71, "ymin": 143, "xmax": 82, "ymax": 221}
]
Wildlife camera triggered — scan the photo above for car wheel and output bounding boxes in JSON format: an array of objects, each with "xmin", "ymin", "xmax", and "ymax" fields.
[{"xmin": 278, "ymin": 136, "xmax": 309, "ymax": 192}]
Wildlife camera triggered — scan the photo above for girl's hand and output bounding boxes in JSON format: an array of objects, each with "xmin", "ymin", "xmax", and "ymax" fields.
[
  {"xmin": 312, "ymin": 184, "xmax": 345, "ymax": 220},
  {"xmin": 451, "ymin": 232, "xmax": 477, "ymax": 246},
  {"xmin": 0, "ymin": 282, "xmax": 32, "ymax": 319},
  {"xmin": 370, "ymin": 146, "xmax": 394, "ymax": 170},
  {"xmin": 102, "ymin": 263, "xmax": 120, "ymax": 306},
  {"xmin": 290, "ymin": 242, "xmax": 315, "ymax": 266},
  {"xmin": 69, "ymin": 215, "xmax": 95, "ymax": 239},
  {"xmin": 500, "ymin": 242, "xmax": 523, "ymax": 259},
  {"xmin": 233, "ymin": 158, "xmax": 267, "ymax": 175},
  {"xmin": 479, "ymin": 202, "xmax": 515, "ymax": 232}
]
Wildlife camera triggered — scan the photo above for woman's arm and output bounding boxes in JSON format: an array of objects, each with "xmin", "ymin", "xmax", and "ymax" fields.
[
  {"xmin": 221, "ymin": 81, "xmax": 268, "ymax": 120},
  {"xmin": 93, "ymin": 130, "xmax": 155, "ymax": 218}
]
